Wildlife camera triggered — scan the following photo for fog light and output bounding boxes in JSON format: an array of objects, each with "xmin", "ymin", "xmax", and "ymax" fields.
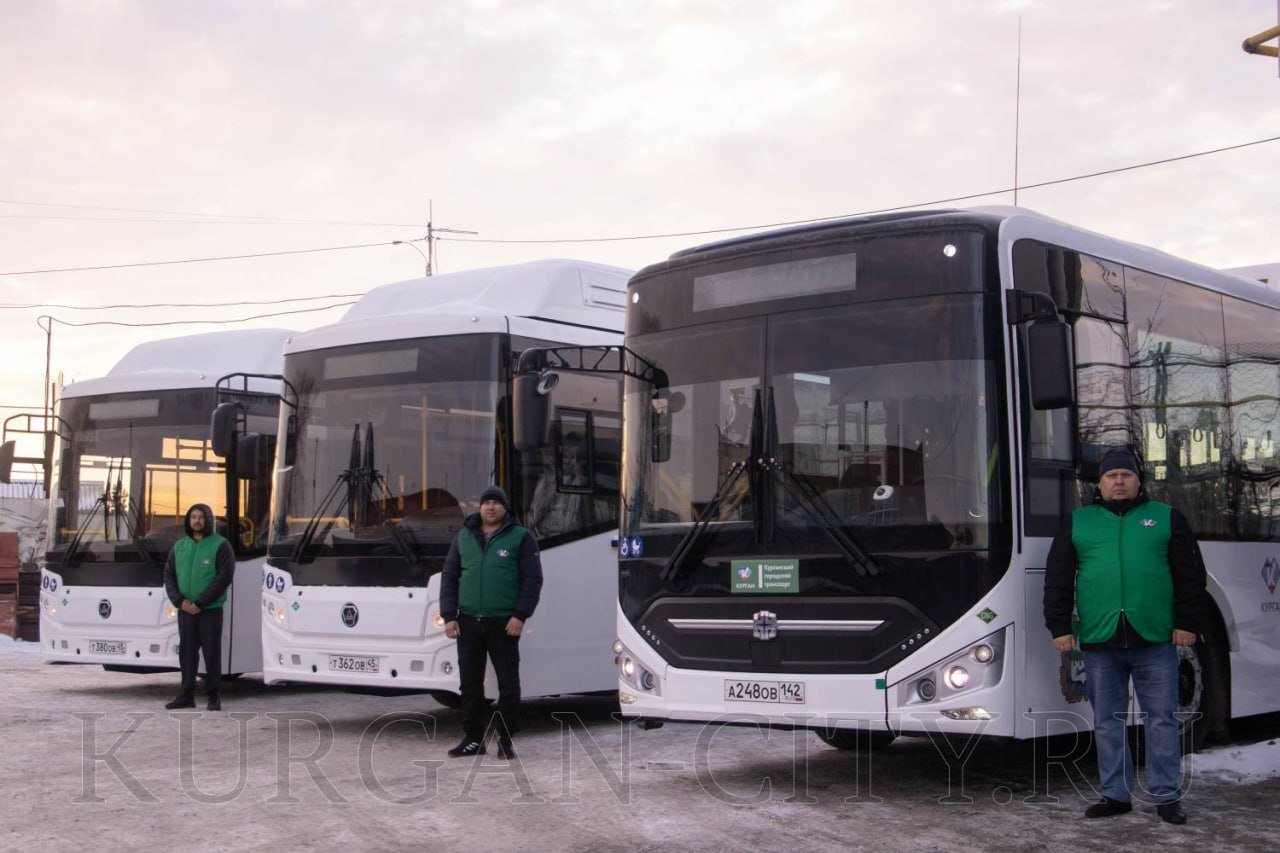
[
  {"xmin": 622, "ymin": 657, "xmax": 635, "ymax": 678},
  {"xmin": 432, "ymin": 611, "xmax": 445, "ymax": 628},
  {"xmin": 916, "ymin": 678, "xmax": 936, "ymax": 701},
  {"xmin": 640, "ymin": 670, "xmax": 656, "ymax": 691},
  {"xmin": 612, "ymin": 639, "xmax": 624, "ymax": 655},
  {"xmin": 945, "ymin": 666, "xmax": 970, "ymax": 689},
  {"xmin": 619, "ymin": 691, "xmax": 637, "ymax": 704},
  {"xmin": 972, "ymin": 644, "xmax": 995, "ymax": 664}
]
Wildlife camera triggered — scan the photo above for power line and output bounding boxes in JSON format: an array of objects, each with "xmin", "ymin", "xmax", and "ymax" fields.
[
  {"xmin": 440, "ymin": 133, "xmax": 1280, "ymax": 245},
  {"xmin": 0, "ymin": 292, "xmax": 367, "ymax": 311},
  {"xmin": 44, "ymin": 300, "xmax": 357, "ymax": 328},
  {"xmin": 0, "ymin": 238, "xmax": 423, "ymax": 277},
  {"xmin": 0, "ymin": 199, "xmax": 426, "ymax": 228}
]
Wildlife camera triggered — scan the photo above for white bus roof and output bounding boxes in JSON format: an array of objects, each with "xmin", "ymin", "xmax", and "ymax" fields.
[
  {"xmin": 982, "ymin": 206, "xmax": 1280, "ymax": 311},
  {"xmin": 287, "ymin": 259, "xmax": 630, "ymax": 356},
  {"xmin": 61, "ymin": 328, "xmax": 293, "ymax": 399}
]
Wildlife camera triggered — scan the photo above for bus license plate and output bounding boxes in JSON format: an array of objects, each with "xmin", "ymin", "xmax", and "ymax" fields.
[
  {"xmin": 329, "ymin": 655, "xmax": 380, "ymax": 674},
  {"xmin": 724, "ymin": 680, "xmax": 805, "ymax": 704},
  {"xmin": 89, "ymin": 640, "xmax": 127, "ymax": 655}
]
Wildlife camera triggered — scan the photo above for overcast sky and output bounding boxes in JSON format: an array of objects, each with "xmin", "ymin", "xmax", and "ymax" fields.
[{"xmin": 2, "ymin": 0, "xmax": 1278, "ymax": 461}]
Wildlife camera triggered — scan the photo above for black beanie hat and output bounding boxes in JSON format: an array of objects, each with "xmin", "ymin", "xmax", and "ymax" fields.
[
  {"xmin": 478, "ymin": 485, "xmax": 510, "ymax": 510},
  {"xmin": 1097, "ymin": 448, "xmax": 1141, "ymax": 478}
]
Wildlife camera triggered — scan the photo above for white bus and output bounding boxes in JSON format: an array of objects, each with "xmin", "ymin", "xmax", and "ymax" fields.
[
  {"xmin": 261, "ymin": 260, "xmax": 629, "ymax": 706},
  {"xmin": 515, "ymin": 207, "xmax": 1280, "ymax": 751},
  {"xmin": 38, "ymin": 329, "xmax": 291, "ymax": 676}
]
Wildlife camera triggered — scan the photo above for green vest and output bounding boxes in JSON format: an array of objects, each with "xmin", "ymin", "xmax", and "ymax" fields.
[
  {"xmin": 171, "ymin": 533, "xmax": 229, "ymax": 608},
  {"xmin": 456, "ymin": 524, "xmax": 527, "ymax": 618},
  {"xmin": 1070, "ymin": 501, "xmax": 1174, "ymax": 644}
]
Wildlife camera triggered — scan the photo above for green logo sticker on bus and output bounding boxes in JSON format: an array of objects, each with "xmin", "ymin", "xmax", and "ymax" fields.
[
  {"xmin": 977, "ymin": 608, "xmax": 997, "ymax": 623},
  {"xmin": 731, "ymin": 559, "xmax": 799, "ymax": 593}
]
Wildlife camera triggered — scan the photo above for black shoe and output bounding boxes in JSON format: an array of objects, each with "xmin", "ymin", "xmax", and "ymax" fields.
[
  {"xmin": 447, "ymin": 738, "xmax": 486, "ymax": 758},
  {"xmin": 165, "ymin": 693, "xmax": 195, "ymax": 710},
  {"xmin": 1157, "ymin": 802, "xmax": 1187, "ymax": 825},
  {"xmin": 1084, "ymin": 797, "xmax": 1132, "ymax": 818},
  {"xmin": 206, "ymin": 693, "xmax": 221, "ymax": 711},
  {"xmin": 496, "ymin": 740, "xmax": 517, "ymax": 760}
]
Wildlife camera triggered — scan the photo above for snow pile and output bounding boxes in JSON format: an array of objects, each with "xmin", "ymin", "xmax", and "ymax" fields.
[
  {"xmin": 0, "ymin": 636, "xmax": 40, "ymax": 654},
  {"xmin": 1186, "ymin": 739, "xmax": 1280, "ymax": 783}
]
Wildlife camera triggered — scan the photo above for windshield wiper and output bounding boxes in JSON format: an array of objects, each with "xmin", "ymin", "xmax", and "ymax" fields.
[
  {"xmin": 290, "ymin": 425, "xmax": 363, "ymax": 564},
  {"xmin": 61, "ymin": 457, "xmax": 116, "ymax": 569},
  {"xmin": 290, "ymin": 422, "xmax": 422, "ymax": 568},
  {"xmin": 761, "ymin": 388, "xmax": 882, "ymax": 580},
  {"xmin": 764, "ymin": 460, "xmax": 882, "ymax": 579},
  {"xmin": 106, "ymin": 461, "xmax": 158, "ymax": 568},
  {"xmin": 660, "ymin": 389, "xmax": 763, "ymax": 587}
]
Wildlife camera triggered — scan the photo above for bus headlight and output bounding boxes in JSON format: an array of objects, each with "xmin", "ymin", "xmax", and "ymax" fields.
[
  {"xmin": 972, "ymin": 643, "xmax": 995, "ymax": 664},
  {"xmin": 916, "ymin": 677, "xmax": 936, "ymax": 701},
  {"xmin": 44, "ymin": 598, "xmax": 58, "ymax": 619},
  {"xmin": 165, "ymin": 602, "xmax": 177, "ymax": 621},
  {"xmin": 944, "ymin": 666, "xmax": 970, "ymax": 689},
  {"xmin": 432, "ymin": 611, "xmax": 445, "ymax": 629},
  {"xmin": 275, "ymin": 606, "xmax": 286, "ymax": 625},
  {"xmin": 614, "ymin": 641, "xmax": 661, "ymax": 695}
]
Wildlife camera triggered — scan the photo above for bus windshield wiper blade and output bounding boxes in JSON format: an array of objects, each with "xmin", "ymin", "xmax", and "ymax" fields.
[
  {"xmin": 658, "ymin": 459, "xmax": 749, "ymax": 586},
  {"xmin": 660, "ymin": 390, "xmax": 762, "ymax": 586},
  {"xmin": 764, "ymin": 458, "xmax": 883, "ymax": 580}
]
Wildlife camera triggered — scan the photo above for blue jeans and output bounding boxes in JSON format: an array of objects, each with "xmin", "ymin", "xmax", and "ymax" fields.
[{"xmin": 1083, "ymin": 643, "xmax": 1182, "ymax": 803}]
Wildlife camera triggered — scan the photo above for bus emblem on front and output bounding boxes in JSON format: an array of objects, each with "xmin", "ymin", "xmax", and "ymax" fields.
[{"xmin": 753, "ymin": 610, "xmax": 777, "ymax": 641}]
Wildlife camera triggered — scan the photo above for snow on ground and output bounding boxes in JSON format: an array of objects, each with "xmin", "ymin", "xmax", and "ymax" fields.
[
  {"xmin": 0, "ymin": 636, "xmax": 39, "ymax": 653},
  {"xmin": 1187, "ymin": 739, "xmax": 1280, "ymax": 784}
]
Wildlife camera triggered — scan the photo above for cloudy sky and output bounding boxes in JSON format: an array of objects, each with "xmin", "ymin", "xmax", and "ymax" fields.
[{"xmin": 2, "ymin": 0, "xmax": 1278, "ymax": 462}]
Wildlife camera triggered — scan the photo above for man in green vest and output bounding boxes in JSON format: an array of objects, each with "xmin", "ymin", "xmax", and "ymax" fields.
[
  {"xmin": 1044, "ymin": 448, "xmax": 1207, "ymax": 825},
  {"xmin": 162, "ymin": 503, "xmax": 235, "ymax": 711},
  {"xmin": 440, "ymin": 485, "xmax": 543, "ymax": 759}
]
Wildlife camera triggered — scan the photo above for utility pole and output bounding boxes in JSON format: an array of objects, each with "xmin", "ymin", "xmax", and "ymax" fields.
[
  {"xmin": 1242, "ymin": 3, "xmax": 1280, "ymax": 76},
  {"xmin": 424, "ymin": 199, "xmax": 478, "ymax": 276}
]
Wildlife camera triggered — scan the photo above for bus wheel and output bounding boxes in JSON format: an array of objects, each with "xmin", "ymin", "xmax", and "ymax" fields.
[
  {"xmin": 1177, "ymin": 630, "xmax": 1229, "ymax": 754},
  {"xmin": 428, "ymin": 690, "xmax": 462, "ymax": 710},
  {"xmin": 815, "ymin": 728, "xmax": 896, "ymax": 751}
]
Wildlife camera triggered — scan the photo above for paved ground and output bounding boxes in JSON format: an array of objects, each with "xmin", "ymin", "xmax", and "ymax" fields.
[{"xmin": 2, "ymin": 641, "xmax": 1277, "ymax": 852}]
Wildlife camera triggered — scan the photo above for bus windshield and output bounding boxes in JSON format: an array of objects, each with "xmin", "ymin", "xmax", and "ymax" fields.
[
  {"xmin": 624, "ymin": 294, "xmax": 1003, "ymax": 554},
  {"xmin": 50, "ymin": 389, "xmax": 274, "ymax": 581},
  {"xmin": 270, "ymin": 334, "xmax": 502, "ymax": 584}
]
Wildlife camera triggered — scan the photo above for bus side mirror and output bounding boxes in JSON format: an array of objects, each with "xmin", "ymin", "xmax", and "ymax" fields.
[
  {"xmin": 513, "ymin": 372, "xmax": 555, "ymax": 451},
  {"xmin": 210, "ymin": 402, "xmax": 240, "ymax": 458},
  {"xmin": 235, "ymin": 433, "xmax": 268, "ymax": 480},
  {"xmin": 0, "ymin": 441, "xmax": 14, "ymax": 484},
  {"xmin": 1026, "ymin": 320, "xmax": 1075, "ymax": 410}
]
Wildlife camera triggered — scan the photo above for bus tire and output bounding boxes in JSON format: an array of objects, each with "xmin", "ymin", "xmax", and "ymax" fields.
[
  {"xmin": 1178, "ymin": 627, "xmax": 1229, "ymax": 754},
  {"xmin": 815, "ymin": 728, "xmax": 896, "ymax": 751},
  {"xmin": 428, "ymin": 690, "xmax": 462, "ymax": 710}
]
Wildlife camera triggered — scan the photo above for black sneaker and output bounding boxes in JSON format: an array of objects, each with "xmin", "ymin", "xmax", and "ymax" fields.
[
  {"xmin": 206, "ymin": 693, "xmax": 222, "ymax": 711},
  {"xmin": 447, "ymin": 738, "xmax": 486, "ymax": 758},
  {"xmin": 165, "ymin": 693, "xmax": 195, "ymax": 710},
  {"xmin": 1084, "ymin": 797, "xmax": 1132, "ymax": 818},
  {"xmin": 496, "ymin": 740, "xmax": 517, "ymax": 760},
  {"xmin": 1157, "ymin": 802, "xmax": 1187, "ymax": 825}
]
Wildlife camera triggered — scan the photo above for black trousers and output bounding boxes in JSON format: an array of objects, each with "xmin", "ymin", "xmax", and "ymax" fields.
[
  {"xmin": 457, "ymin": 615, "xmax": 521, "ymax": 741},
  {"xmin": 177, "ymin": 608, "xmax": 223, "ymax": 694}
]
